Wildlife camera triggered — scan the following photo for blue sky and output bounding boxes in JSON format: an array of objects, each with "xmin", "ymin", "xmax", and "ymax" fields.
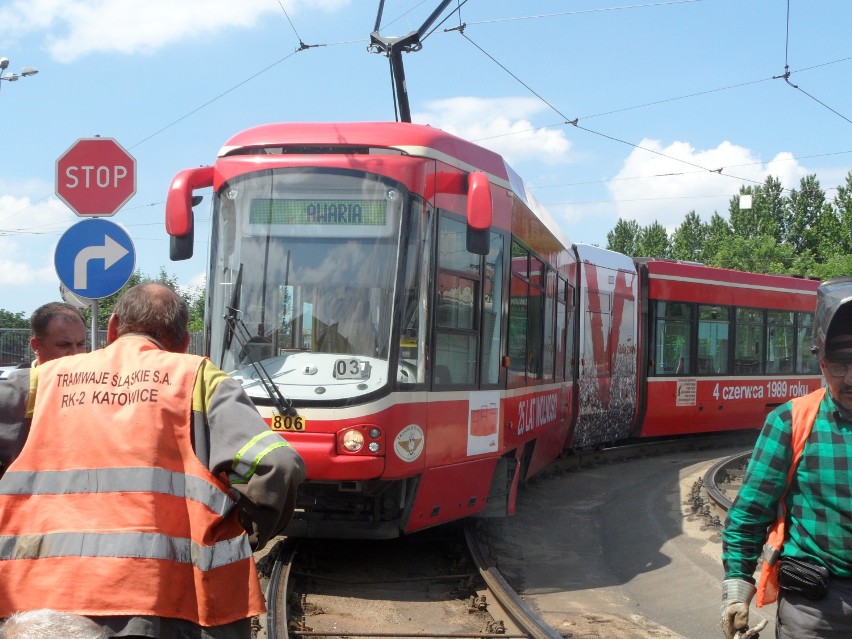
[{"xmin": 1, "ymin": 0, "xmax": 851, "ymax": 316}]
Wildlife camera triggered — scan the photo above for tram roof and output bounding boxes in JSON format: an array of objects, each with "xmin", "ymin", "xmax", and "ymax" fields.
[
  {"xmin": 219, "ymin": 121, "xmax": 573, "ymax": 252},
  {"xmin": 642, "ymin": 258, "xmax": 820, "ymax": 294},
  {"xmin": 219, "ymin": 121, "xmax": 511, "ymax": 176}
]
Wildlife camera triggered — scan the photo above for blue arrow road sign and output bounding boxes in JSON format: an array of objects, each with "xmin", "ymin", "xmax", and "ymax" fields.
[{"xmin": 55, "ymin": 219, "xmax": 135, "ymax": 299}]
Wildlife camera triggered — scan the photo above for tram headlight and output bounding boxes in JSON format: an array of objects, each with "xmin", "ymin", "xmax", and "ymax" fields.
[
  {"xmin": 337, "ymin": 425, "xmax": 383, "ymax": 455},
  {"xmin": 342, "ymin": 429, "xmax": 365, "ymax": 452}
]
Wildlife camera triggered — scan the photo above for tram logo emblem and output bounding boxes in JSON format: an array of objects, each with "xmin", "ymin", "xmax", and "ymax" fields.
[{"xmin": 394, "ymin": 424, "xmax": 424, "ymax": 462}]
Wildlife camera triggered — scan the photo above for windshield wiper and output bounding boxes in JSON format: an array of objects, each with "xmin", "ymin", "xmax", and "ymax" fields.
[
  {"xmin": 224, "ymin": 307, "xmax": 297, "ymax": 417},
  {"xmin": 222, "ymin": 264, "xmax": 243, "ymax": 362}
]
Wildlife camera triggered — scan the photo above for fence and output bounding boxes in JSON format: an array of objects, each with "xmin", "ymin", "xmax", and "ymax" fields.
[{"xmin": 0, "ymin": 329, "xmax": 206, "ymax": 365}]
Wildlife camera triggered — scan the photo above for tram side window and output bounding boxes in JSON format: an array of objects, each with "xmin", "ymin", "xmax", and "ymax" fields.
[
  {"xmin": 766, "ymin": 311, "xmax": 794, "ymax": 374},
  {"xmin": 542, "ymin": 270, "xmax": 557, "ymax": 382},
  {"xmin": 507, "ymin": 241, "xmax": 539, "ymax": 388},
  {"xmin": 735, "ymin": 307, "xmax": 765, "ymax": 375},
  {"xmin": 698, "ymin": 305, "xmax": 730, "ymax": 375},
  {"xmin": 564, "ymin": 282, "xmax": 576, "ymax": 380},
  {"xmin": 555, "ymin": 277, "xmax": 568, "ymax": 382},
  {"xmin": 507, "ymin": 276, "xmax": 528, "ymax": 389},
  {"xmin": 654, "ymin": 301, "xmax": 691, "ymax": 375},
  {"xmin": 396, "ymin": 197, "xmax": 432, "ymax": 387},
  {"xmin": 434, "ymin": 216, "xmax": 478, "ymax": 386},
  {"xmin": 481, "ymin": 232, "xmax": 504, "ymax": 386},
  {"xmin": 796, "ymin": 311, "xmax": 820, "ymax": 374},
  {"xmin": 527, "ymin": 257, "xmax": 545, "ymax": 381}
]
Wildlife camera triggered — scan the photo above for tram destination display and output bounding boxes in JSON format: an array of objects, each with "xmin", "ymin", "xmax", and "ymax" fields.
[{"xmin": 247, "ymin": 195, "xmax": 397, "ymax": 237}]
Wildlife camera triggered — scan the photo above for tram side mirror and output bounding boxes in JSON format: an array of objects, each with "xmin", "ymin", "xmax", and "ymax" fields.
[
  {"xmin": 466, "ymin": 171, "xmax": 492, "ymax": 255},
  {"xmin": 166, "ymin": 166, "xmax": 214, "ymax": 261},
  {"xmin": 170, "ymin": 230, "xmax": 194, "ymax": 262}
]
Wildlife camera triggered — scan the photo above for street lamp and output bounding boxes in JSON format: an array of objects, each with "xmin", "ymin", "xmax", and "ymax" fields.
[{"xmin": 0, "ymin": 57, "xmax": 39, "ymax": 91}]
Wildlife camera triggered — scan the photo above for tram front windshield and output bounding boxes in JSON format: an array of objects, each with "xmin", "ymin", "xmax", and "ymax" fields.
[{"xmin": 207, "ymin": 169, "xmax": 403, "ymax": 402}]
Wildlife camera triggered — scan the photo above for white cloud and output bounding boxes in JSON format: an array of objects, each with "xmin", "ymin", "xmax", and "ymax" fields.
[
  {"xmin": 0, "ymin": 191, "xmax": 74, "ymax": 234},
  {"xmin": 0, "ymin": 189, "xmax": 78, "ymax": 291},
  {"xmin": 0, "ymin": 236, "xmax": 56, "ymax": 286},
  {"xmin": 0, "ymin": 0, "xmax": 350, "ymax": 62},
  {"xmin": 412, "ymin": 97, "xmax": 571, "ymax": 167},
  {"xmin": 177, "ymin": 271, "xmax": 207, "ymax": 296},
  {"xmin": 606, "ymin": 139, "xmax": 810, "ymax": 233}
]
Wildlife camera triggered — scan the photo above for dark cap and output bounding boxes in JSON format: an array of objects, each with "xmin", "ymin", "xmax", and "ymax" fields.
[{"xmin": 813, "ymin": 277, "xmax": 852, "ymax": 359}]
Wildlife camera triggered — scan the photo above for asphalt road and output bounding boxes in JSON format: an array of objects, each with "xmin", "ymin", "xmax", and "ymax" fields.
[{"xmin": 481, "ymin": 445, "xmax": 774, "ymax": 639}]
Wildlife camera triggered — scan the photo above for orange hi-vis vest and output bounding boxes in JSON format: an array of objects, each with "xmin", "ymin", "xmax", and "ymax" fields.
[
  {"xmin": 0, "ymin": 336, "xmax": 266, "ymax": 626},
  {"xmin": 755, "ymin": 387, "xmax": 825, "ymax": 607}
]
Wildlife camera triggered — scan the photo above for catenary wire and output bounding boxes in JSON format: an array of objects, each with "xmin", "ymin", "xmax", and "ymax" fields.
[
  {"xmin": 457, "ymin": 30, "xmax": 772, "ymax": 190},
  {"xmin": 773, "ymin": 0, "xmax": 852, "ymax": 126},
  {"xmin": 5, "ymin": 2, "xmax": 850, "ymax": 235}
]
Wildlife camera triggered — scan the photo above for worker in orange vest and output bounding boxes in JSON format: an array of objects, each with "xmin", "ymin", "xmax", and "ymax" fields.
[{"xmin": 0, "ymin": 283, "xmax": 305, "ymax": 638}]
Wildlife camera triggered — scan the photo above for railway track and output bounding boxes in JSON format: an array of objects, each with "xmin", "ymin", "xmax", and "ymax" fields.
[
  {"xmin": 256, "ymin": 521, "xmax": 561, "ymax": 639},
  {"xmin": 249, "ymin": 432, "xmax": 759, "ymax": 639},
  {"xmin": 703, "ymin": 449, "xmax": 751, "ymax": 515}
]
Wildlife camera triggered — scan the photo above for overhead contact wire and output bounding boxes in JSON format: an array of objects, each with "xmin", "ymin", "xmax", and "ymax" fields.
[{"xmin": 774, "ymin": 0, "xmax": 852, "ymax": 126}]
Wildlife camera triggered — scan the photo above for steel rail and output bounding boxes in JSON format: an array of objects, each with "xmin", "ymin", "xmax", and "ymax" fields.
[
  {"xmin": 267, "ymin": 539, "xmax": 300, "ymax": 639},
  {"xmin": 704, "ymin": 450, "xmax": 752, "ymax": 514},
  {"xmin": 463, "ymin": 522, "xmax": 562, "ymax": 639}
]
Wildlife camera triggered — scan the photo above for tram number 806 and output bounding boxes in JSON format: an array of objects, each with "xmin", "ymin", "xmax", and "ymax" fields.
[{"xmin": 271, "ymin": 413, "xmax": 305, "ymax": 432}]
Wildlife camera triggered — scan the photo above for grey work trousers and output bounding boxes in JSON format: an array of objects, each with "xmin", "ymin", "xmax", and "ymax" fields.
[{"xmin": 776, "ymin": 578, "xmax": 852, "ymax": 638}]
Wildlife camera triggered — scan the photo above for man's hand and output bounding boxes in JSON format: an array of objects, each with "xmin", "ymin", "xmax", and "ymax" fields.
[
  {"xmin": 720, "ymin": 579, "xmax": 756, "ymax": 639},
  {"xmin": 734, "ymin": 619, "xmax": 768, "ymax": 639}
]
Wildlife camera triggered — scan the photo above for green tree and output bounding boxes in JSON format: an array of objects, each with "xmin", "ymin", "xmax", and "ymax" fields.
[
  {"xmin": 729, "ymin": 177, "xmax": 787, "ymax": 242},
  {"xmin": 0, "ymin": 309, "xmax": 29, "ymax": 329},
  {"xmin": 786, "ymin": 174, "xmax": 826, "ymax": 255},
  {"xmin": 810, "ymin": 203, "xmax": 842, "ymax": 262},
  {"xmin": 635, "ymin": 221, "xmax": 670, "ymax": 259},
  {"xmin": 832, "ymin": 170, "xmax": 852, "ymax": 254},
  {"xmin": 669, "ymin": 211, "xmax": 707, "ymax": 262},
  {"xmin": 701, "ymin": 213, "xmax": 733, "ymax": 266},
  {"xmin": 809, "ymin": 254, "xmax": 852, "ymax": 281},
  {"xmin": 712, "ymin": 235, "xmax": 795, "ymax": 274},
  {"xmin": 606, "ymin": 218, "xmax": 640, "ymax": 256},
  {"xmin": 185, "ymin": 284, "xmax": 206, "ymax": 333}
]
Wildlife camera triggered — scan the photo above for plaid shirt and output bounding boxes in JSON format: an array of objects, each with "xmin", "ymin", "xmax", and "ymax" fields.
[{"xmin": 722, "ymin": 390, "xmax": 852, "ymax": 582}]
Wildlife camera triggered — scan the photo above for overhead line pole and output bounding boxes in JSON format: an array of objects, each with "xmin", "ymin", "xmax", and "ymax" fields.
[{"xmin": 369, "ymin": 0, "xmax": 454, "ymax": 123}]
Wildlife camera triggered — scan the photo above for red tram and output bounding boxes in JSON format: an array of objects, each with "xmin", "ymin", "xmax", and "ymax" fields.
[{"xmin": 165, "ymin": 122, "xmax": 820, "ymax": 538}]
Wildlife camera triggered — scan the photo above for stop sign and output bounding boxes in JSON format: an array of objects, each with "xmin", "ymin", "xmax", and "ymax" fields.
[{"xmin": 55, "ymin": 137, "xmax": 136, "ymax": 216}]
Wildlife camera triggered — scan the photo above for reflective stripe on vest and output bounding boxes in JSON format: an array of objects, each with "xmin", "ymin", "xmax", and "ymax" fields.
[
  {"xmin": 230, "ymin": 430, "xmax": 293, "ymax": 484},
  {"xmin": 0, "ymin": 530, "xmax": 251, "ymax": 570},
  {"xmin": 0, "ymin": 467, "xmax": 236, "ymax": 517},
  {"xmin": 755, "ymin": 387, "xmax": 824, "ymax": 607}
]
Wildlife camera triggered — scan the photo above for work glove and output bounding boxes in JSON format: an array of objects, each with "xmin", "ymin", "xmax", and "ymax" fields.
[
  {"xmin": 735, "ymin": 619, "xmax": 767, "ymax": 639},
  {"xmin": 720, "ymin": 579, "xmax": 756, "ymax": 639}
]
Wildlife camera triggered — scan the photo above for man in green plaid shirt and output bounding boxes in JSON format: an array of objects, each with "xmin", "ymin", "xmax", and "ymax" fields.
[{"xmin": 721, "ymin": 277, "xmax": 852, "ymax": 639}]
